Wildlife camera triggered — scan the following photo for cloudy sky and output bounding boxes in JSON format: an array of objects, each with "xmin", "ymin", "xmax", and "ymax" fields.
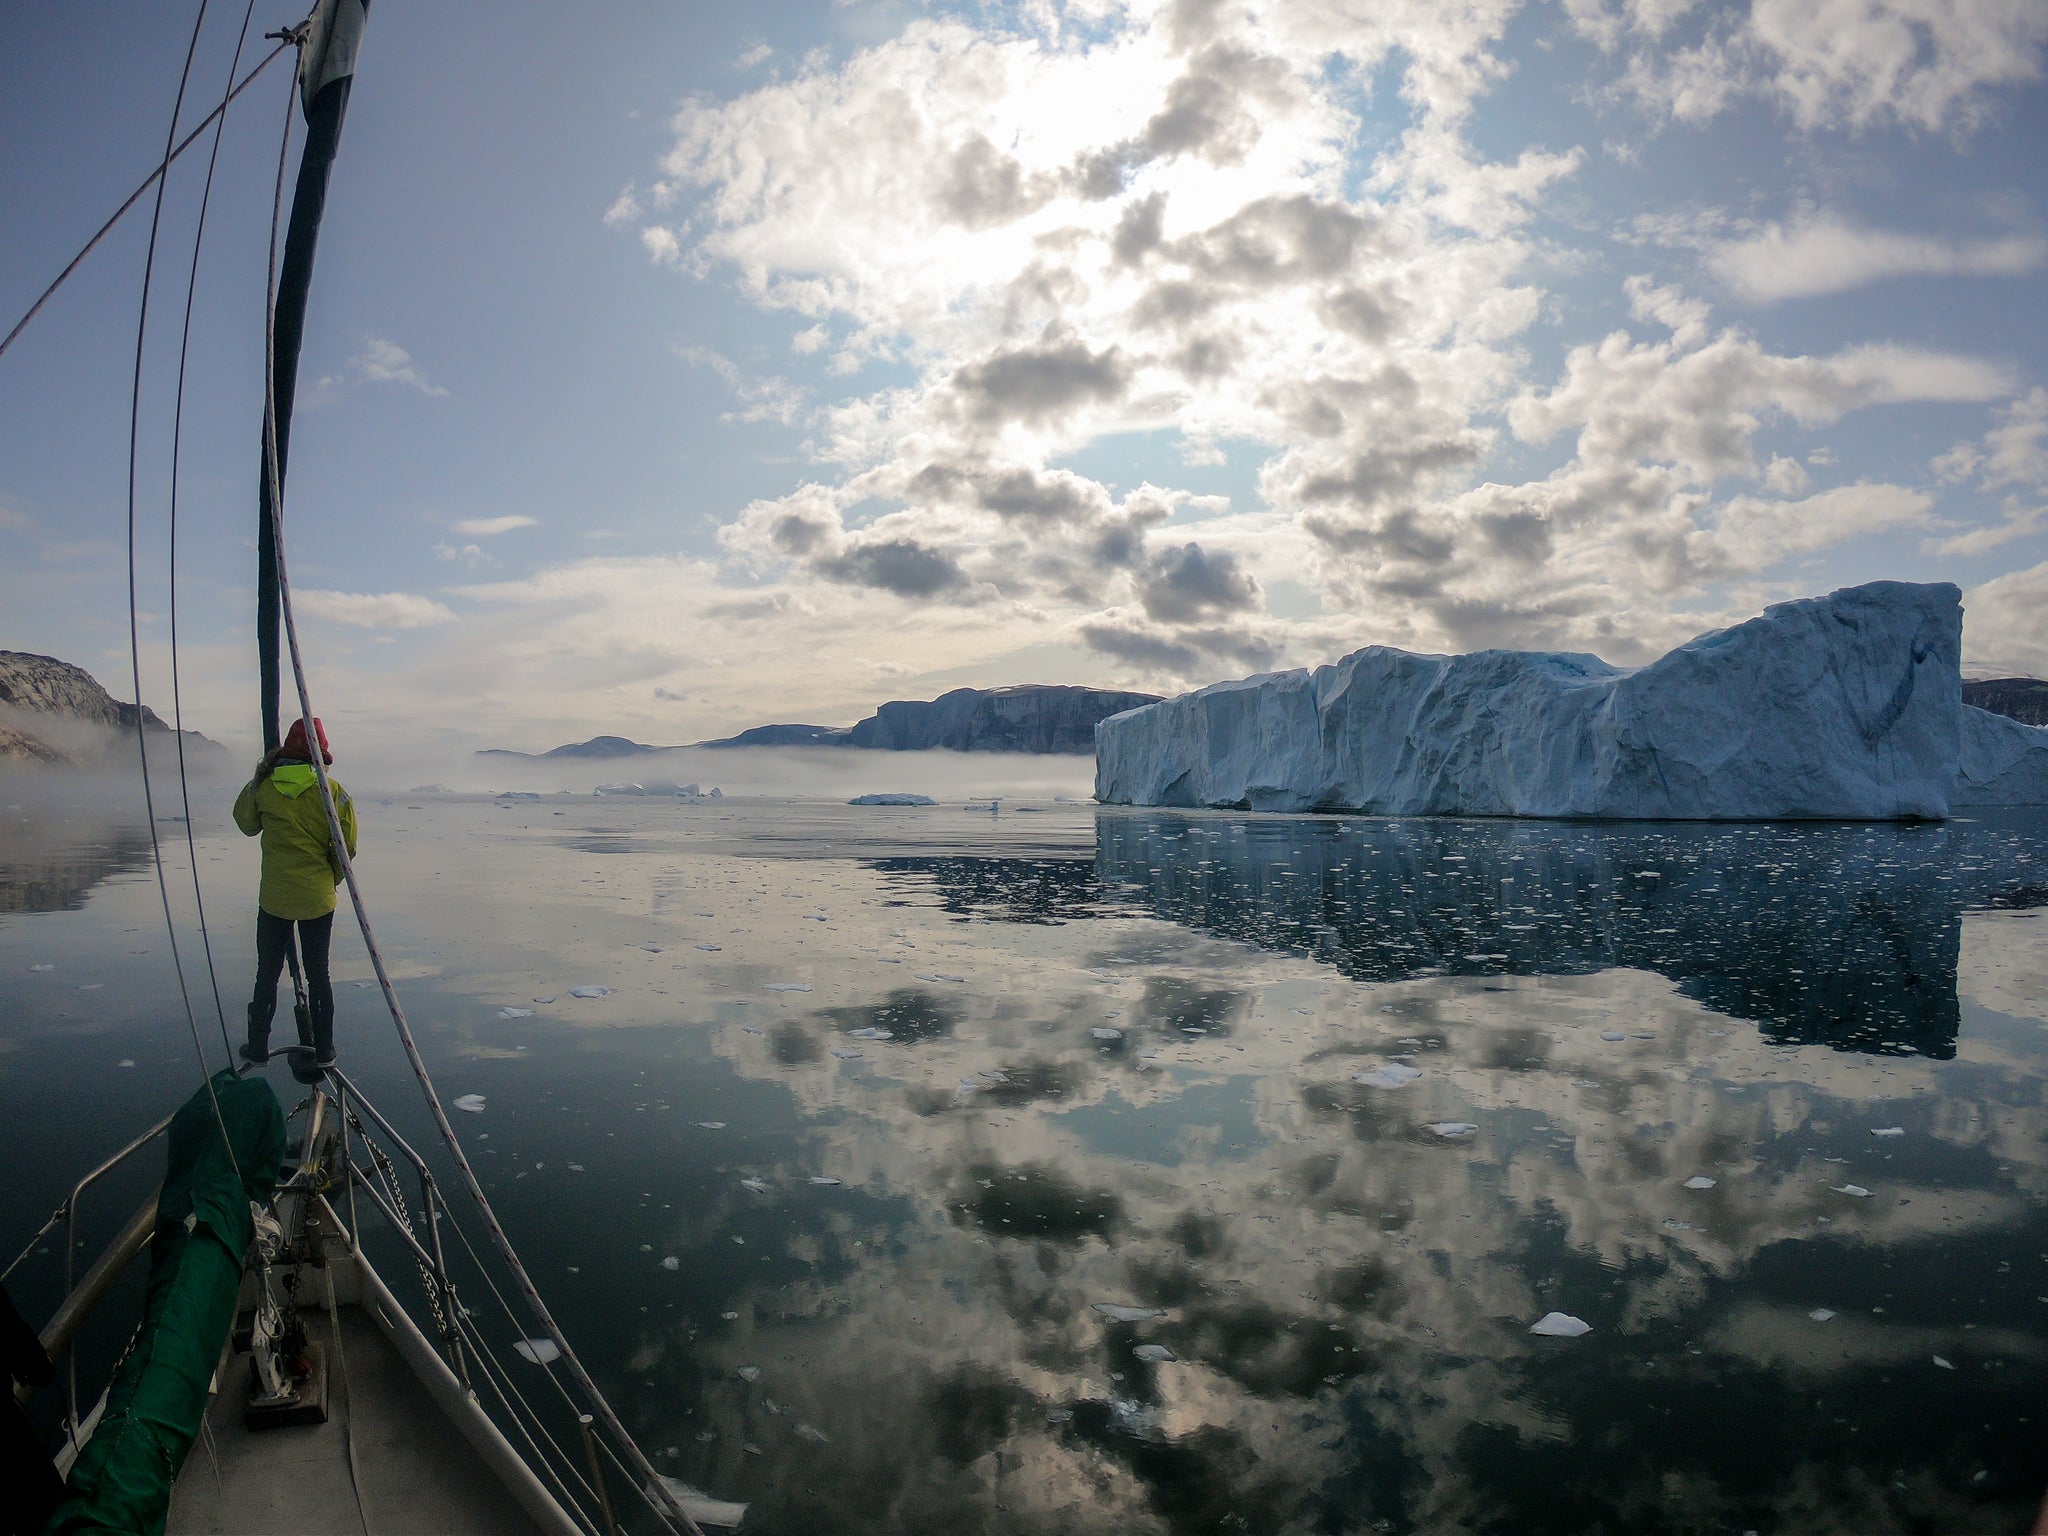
[{"xmin": 2, "ymin": 0, "xmax": 2046, "ymax": 755}]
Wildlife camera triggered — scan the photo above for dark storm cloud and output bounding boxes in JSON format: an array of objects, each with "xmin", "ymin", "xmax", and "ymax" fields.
[
  {"xmin": 948, "ymin": 336, "xmax": 1132, "ymax": 427},
  {"xmin": 817, "ymin": 538, "xmax": 972, "ymax": 598},
  {"xmin": 1136, "ymin": 541, "xmax": 1262, "ymax": 623},
  {"xmin": 1080, "ymin": 620, "xmax": 1206, "ymax": 674}
]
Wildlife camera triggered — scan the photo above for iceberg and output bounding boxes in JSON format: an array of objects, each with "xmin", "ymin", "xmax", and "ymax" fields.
[
  {"xmin": 1096, "ymin": 582, "xmax": 2004, "ymax": 820},
  {"xmin": 848, "ymin": 792, "xmax": 935, "ymax": 806}
]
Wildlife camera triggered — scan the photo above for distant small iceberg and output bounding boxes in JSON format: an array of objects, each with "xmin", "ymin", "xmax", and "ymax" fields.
[{"xmin": 849, "ymin": 793, "xmax": 934, "ymax": 806}]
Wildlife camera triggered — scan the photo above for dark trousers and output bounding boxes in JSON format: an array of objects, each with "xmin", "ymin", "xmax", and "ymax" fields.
[{"xmin": 247, "ymin": 909, "xmax": 336, "ymax": 1059}]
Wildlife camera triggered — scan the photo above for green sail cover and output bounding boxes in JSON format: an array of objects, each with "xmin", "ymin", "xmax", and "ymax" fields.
[{"xmin": 46, "ymin": 1070, "xmax": 285, "ymax": 1536}]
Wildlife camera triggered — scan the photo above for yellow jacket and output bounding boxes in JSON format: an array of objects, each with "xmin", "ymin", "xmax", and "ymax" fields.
[{"xmin": 232, "ymin": 763, "xmax": 358, "ymax": 920}]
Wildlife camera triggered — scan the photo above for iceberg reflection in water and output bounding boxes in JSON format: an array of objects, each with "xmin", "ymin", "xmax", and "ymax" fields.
[{"xmin": 1094, "ymin": 811, "xmax": 2048, "ymax": 1058}]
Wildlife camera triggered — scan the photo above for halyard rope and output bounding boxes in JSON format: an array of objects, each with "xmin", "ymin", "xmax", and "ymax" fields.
[{"xmin": 255, "ymin": 29, "xmax": 701, "ymax": 1534}]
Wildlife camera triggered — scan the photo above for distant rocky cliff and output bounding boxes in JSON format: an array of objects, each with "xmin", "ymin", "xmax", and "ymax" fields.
[
  {"xmin": 0, "ymin": 650, "xmax": 228, "ymax": 770},
  {"xmin": 484, "ymin": 684, "xmax": 1162, "ymax": 759},
  {"xmin": 1964, "ymin": 677, "xmax": 2048, "ymax": 727}
]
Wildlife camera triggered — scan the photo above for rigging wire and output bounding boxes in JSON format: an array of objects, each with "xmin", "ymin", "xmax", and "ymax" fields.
[
  {"xmin": 124, "ymin": 0, "xmax": 245, "ymax": 1169},
  {"xmin": 167, "ymin": 0, "xmax": 266, "ymax": 1065},
  {"xmin": 0, "ymin": 38, "xmax": 291, "ymax": 366},
  {"xmin": 252, "ymin": 65, "xmax": 701, "ymax": 1530}
]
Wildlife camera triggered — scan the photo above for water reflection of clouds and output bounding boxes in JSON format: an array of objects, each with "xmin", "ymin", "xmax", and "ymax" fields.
[{"xmin": 9, "ymin": 800, "xmax": 2047, "ymax": 1532}]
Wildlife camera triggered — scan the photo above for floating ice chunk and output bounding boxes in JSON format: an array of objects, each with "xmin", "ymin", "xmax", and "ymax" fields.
[
  {"xmin": 1683, "ymin": 1176, "xmax": 1717, "ymax": 1190},
  {"xmin": 1354, "ymin": 1063, "xmax": 1422, "ymax": 1089},
  {"xmin": 1133, "ymin": 1344, "xmax": 1176, "ymax": 1363},
  {"xmin": 741, "ymin": 1178, "xmax": 769, "ymax": 1193},
  {"xmin": 849, "ymin": 1027, "xmax": 892, "ymax": 1040},
  {"xmin": 697, "ymin": 1121, "xmax": 726, "ymax": 1129},
  {"xmin": 513, "ymin": 1338, "xmax": 560, "ymax": 1364},
  {"xmin": 1139, "ymin": 1049, "xmax": 1162, "ymax": 1059},
  {"xmin": 1092, "ymin": 1303, "xmax": 1166, "ymax": 1322},
  {"xmin": 649, "ymin": 1474, "xmax": 748, "ymax": 1529},
  {"xmin": 568, "ymin": 1163, "xmax": 585, "ymax": 1173},
  {"xmin": 498, "ymin": 1007, "xmax": 534, "ymax": 1019},
  {"xmin": 808, "ymin": 1176, "xmax": 842, "ymax": 1186},
  {"xmin": 695, "ymin": 944, "xmax": 722, "ymax": 952},
  {"xmin": 641, "ymin": 944, "xmax": 664, "ymax": 953},
  {"xmin": 569, "ymin": 986, "xmax": 611, "ymax": 999},
  {"xmin": 1871, "ymin": 1126, "xmax": 1905, "ymax": 1137},
  {"xmin": 1427, "ymin": 1122, "xmax": 1477, "ymax": 1138},
  {"xmin": 955, "ymin": 1078, "xmax": 978, "ymax": 1094},
  {"xmin": 1091, "ymin": 1027, "xmax": 1123, "ymax": 1041},
  {"xmin": 1831, "ymin": 1184, "xmax": 1872, "ymax": 1197},
  {"xmin": 795, "ymin": 1423, "xmax": 830, "ymax": 1444},
  {"xmin": 661, "ymin": 1256, "xmax": 680, "ymax": 1271},
  {"xmin": 831, "ymin": 1049, "xmax": 863, "ymax": 1060},
  {"xmin": 1599, "ymin": 1030, "xmax": 1626, "ymax": 1042},
  {"xmin": 454, "ymin": 1094, "xmax": 486, "ymax": 1114},
  {"xmin": 914, "ymin": 973, "xmax": 965, "ymax": 983},
  {"xmin": 79, "ymin": 983, "xmax": 103, "ymax": 991},
  {"xmin": 1662, "ymin": 1220, "xmax": 1695, "ymax": 1231},
  {"xmin": 116, "ymin": 1059, "xmax": 135, "ymax": 1069},
  {"xmin": 735, "ymin": 1366, "xmax": 761, "ymax": 1382},
  {"xmin": 1529, "ymin": 1312, "xmax": 1591, "ymax": 1338},
  {"xmin": 30, "ymin": 964, "xmax": 54, "ymax": 972},
  {"xmin": 765, "ymin": 983, "xmax": 813, "ymax": 993},
  {"xmin": 1932, "ymin": 1355, "xmax": 1954, "ymax": 1370},
  {"xmin": 532, "ymin": 996, "xmax": 555, "ymax": 1004},
  {"xmin": 720, "ymin": 1311, "xmax": 740, "ymax": 1321},
  {"xmin": 849, "ymin": 793, "xmax": 933, "ymax": 806},
  {"xmin": 743, "ymin": 1026, "xmax": 764, "ymax": 1035},
  {"xmin": 1045, "ymin": 1408, "xmax": 1074, "ymax": 1423},
  {"xmin": 1809, "ymin": 1308, "xmax": 1836, "ymax": 1322}
]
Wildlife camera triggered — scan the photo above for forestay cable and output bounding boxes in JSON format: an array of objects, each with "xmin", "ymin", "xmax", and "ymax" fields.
[
  {"xmin": 0, "ymin": 39, "xmax": 291, "ymax": 366},
  {"xmin": 251, "ymin": 31, "xmax": 703, "ymax": 1536},
  {"xmin": 126, "ymin": 0, "xmax": 246, "ymax": 1178},
  {"xmin": 167, "ymin": 0, "xmax": 267, "ymax": 1063}
]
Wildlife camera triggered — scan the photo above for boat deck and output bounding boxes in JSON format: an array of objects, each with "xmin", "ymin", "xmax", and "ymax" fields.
[{"xmin": 165, "ymin": 1303, "xmax": 550, "ymax": 1536}]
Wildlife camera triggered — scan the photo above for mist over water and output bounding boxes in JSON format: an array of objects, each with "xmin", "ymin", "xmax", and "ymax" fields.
[{"xmin": 3, "ymin": 795, "xmax": 2046, "ymax": 1534}]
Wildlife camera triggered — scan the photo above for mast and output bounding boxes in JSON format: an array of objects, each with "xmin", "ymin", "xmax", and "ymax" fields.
[{"xmin": 259, "ymin": 0, "xmax": 371, "ymax": 751}]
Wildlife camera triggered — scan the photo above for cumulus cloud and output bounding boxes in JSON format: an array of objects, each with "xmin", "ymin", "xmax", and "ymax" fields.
[
  {"xmin": 454, "ymin": 515, "xmax": 539, "ymax": 537},
  {"xmin": 319, "ymin": 337, "xmax": 448, "ymax": 397},
  {"xmin": 1591, "ymin": 0, "xmax": 2048, "ymax": 134},
  {"xmin": 295, "ymin": 590, "xmax": 455, "ymax": 630},
  {"xmin": 1709, "ymin": 214, "xmax": 2047, "ymax": 302}
]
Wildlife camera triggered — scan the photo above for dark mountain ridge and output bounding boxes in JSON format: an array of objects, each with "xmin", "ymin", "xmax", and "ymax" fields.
[{"xmin": 0, "ymin": 650, "xmax": 229, "ymax": 770}]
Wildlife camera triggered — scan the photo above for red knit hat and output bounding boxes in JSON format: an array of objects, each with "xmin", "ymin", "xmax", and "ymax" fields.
[{"xmin": 282, "ymin": 717, "xmax": 332, "ymax": 765}]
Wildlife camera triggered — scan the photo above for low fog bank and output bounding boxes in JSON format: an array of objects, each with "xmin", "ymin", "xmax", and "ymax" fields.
[
  {"xmin": 456, "ymin": 746, "xmax": 1096, "ymax": 802},
  {"xmin": 3, "ymin": 742, "xmax": 1100, "ymax": 804}
]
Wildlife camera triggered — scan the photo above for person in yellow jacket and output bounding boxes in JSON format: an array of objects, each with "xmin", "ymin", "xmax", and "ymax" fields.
[{"xmin": 232, "ymin": 715, "xmax": 357, "ymax": 1067}]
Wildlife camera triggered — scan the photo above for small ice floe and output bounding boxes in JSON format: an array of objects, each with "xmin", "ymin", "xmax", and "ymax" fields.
[
  {"xmin": 1871, "ymin": 1126, "xmax": 1905, "ymax": 1138},
  {"xmin": 116, "ymin": 1059, "xmax": 135, "ymax": 1069},
  {"xmin": 795, "ymin": 1423, "xmax": 830, "ymax": 1444},
  {"xmin": 830, "ymin": 1048, "xmax": 863, "ymax": 1060},
  {"xmin": 808, "ymin": 1175, "xmax": 842, "ymax": 1186},
  {"xmin": 568, "ymin": 1163, "xmax": 585, "ymax": 1173},
  {"xmin": 1932, "ymin": 1355, "xmax": 1955, "ymax": 1370},
  {"xmin": 720, "ymin": 1311, "xmax": 740, "ymax": 1321},
  {"xmin": 1046, "ymin": 1408, "xmax": 1074, "ymax": 1423},
  {"xmin": 740, "ymin": 1177, "xmax": 769, "ymax": 1193},
  {"xmin": 29, "ymin": 964, "xmax": 54, "ymax": 972},
  {"xmin": 1529, "ymin": 1312, "xmax": 1592, "ymax": 1338},
  {"xmin": 453, "ymin": 1094, "xmax": 486, "ymax": 1114},
  {"xmin": 955, "ymin": 1078, "xmax": 979, "ymax": 1095},
  {"xmin": 743, "ymin": 1026, "xmax": 764, "ymax": 1035},
  {"xmin": 914, "ymin": 973, "xmax": 966, "ymax": 984},
  {"xmin": 569, "ymin": 986, "xmax": 611, "ymax": 999},
  {"xmin": 1133, "ymin": 1344, "xmax": 1176, "ymax": 1363},
  {"xmin": 641, "ymin": 944, "xmax": 664, "ymax": 953},
  {"xmin": 1662, "ymin": 1220, "xmax": 1695, "ymax": 1232},
  {"xmin": 849, "ymin": 1027, "xmax": 892, "ymax": 1040},
  {"xmin": 735, "ymin": 1366, "xmax": 762, "ymax": 1382},
  {"xmin": 498, "ymin": 1007, "xmax": 534, "ymax": 1019},
  {"xmin": 1683, "ymin": 1176, "xmax": 1717, "ymax": 1190},
  {"xmin": 1139, "ymin": 1049, "xmax": 1162, "ymax": 1060},
  {"xmin": 79, "ymin": 983, "xmax": 103, "ymax": 991},
  {"xmin": 695, "ymin": 944, "xmax": 722, "ymax": 952},
  {"xmin": 1599, "ymin": 1030, "xmax": 1626, "ymax": 1042},
  {"xmin": 1427, "ymin": 1122, "xmax": 1477, "ymax": 1138},
  {"xmin": 980, "ymin": 1069, "xmax": 1010, "ymax": 1084},
  {"xmin": 532, "ymin": 996, "xmax": 555, "ymax": 1004},
  {"xmin": 1354, "ymin": 1063, "xmax": 1422, "ymax": 1089},
  {"xmin": 765, "ymin": 983, "xmax": 813, "ymax": 993},
  {"xmin": 1091, "ymin": 1027, "xmax": 1123, "ymax": 1041},
  {"xmin": 1809, "ymin": 1308, "xmax": 1836, "ymax": 1322},
  {"xmin": 848, "ymin": 793, "xmax": 933, "ymax": 806},
  {"xmin": 661, "ymin": 1256, "xmax": 680, "ymax": 1271},
  {"xmin": 697, "ymin": 1121, "xmax": 727, "ymax": 1130},
  {"xmin": 649, "ymin": 1474, "xmax": 748, "ymax": 1530},
  {"xmin": 1831, "ymin": 1184, "xmax": 1872, "ymax": 1198},
  {"xmin": 1092, "ymin": 1303, "xmax": 1166, "ymax": 1323},
  {"xmin": 513, "ymin": 1338, "xmax": 560, "ymax": 1364}
]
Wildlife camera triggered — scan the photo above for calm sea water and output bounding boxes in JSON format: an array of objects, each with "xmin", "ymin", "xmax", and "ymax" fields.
[{"xmin": 3, "ymin": 791, "xmax": 2047, "ymax": 1535}]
